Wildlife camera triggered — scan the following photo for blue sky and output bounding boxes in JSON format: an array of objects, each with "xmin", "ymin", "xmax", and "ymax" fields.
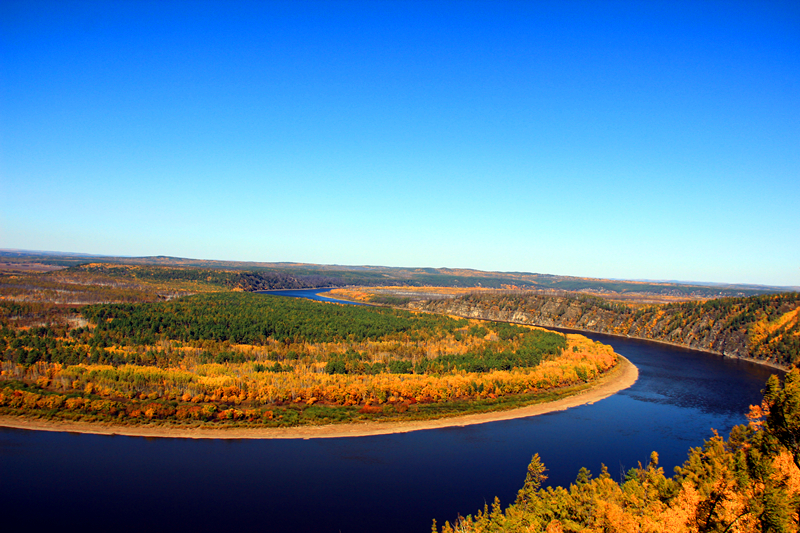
[{"xmin": 2, "ymin": 1, "xmax": 798, "ymax": 286}]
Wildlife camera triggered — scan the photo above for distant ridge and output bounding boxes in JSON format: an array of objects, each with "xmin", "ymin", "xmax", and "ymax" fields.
[{"xmin": 1, "ymin": 249, "xmax": 795, "ymax": 297}]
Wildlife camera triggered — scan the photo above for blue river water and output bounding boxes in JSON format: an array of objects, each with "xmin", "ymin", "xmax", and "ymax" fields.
[
  {"xmin": 0, "ymin": 291, "xmax": 780, "ymax": 533},
  {"xmin": 256, "ymin": 288, "xmax": 371, "ymax": 305}
]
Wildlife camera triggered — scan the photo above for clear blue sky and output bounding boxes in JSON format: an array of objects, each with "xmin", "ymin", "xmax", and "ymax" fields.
[{"xmin": 2, "ymin": 1, "xmax": 798, "ymax": 286}]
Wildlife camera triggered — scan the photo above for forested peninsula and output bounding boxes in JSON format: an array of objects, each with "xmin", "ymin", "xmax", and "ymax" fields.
[{"xmin": 0, "ymin": 264, "xmax": 623, "ymax": 432}]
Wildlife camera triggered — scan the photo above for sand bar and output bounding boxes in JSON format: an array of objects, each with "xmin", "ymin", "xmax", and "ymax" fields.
[{"xmin": 0, "ymin": 357, "xmax": 637, "ymax": 440}]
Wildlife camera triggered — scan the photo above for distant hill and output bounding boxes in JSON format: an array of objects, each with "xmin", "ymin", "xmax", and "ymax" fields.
[
  {"xmin": 410, "ymin": 291, "xmax": 800, "ymax": 368},
  {"xmin": 1, "ymin": 249, "xmax": 795, "ymax": 298}
]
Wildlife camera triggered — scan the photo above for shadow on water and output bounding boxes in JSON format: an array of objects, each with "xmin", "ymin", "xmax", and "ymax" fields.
[{"xmin": 0, "ymin": 330, "xmax": 780, "ymax": 533}]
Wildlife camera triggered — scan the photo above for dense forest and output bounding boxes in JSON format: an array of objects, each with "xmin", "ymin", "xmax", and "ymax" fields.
[
  {"xmin": 411, "ymin": 292, "xmax": 800, "ymax": 368},
  {"xmin": 66, "ymin": 263, "xmax": 363, "ymax": 291},
  {"xmin": 0, "ymin": 286, "xmax": 618, "ymax": 427},
  {"xmin": 434, "ymin": 368, "xmax": 800, "ymax": 533}
]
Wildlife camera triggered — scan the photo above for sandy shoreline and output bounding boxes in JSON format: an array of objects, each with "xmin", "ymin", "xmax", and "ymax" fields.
[{"xmin": 0, "ymin": 357, "xmax": 637, "ymax": 440}]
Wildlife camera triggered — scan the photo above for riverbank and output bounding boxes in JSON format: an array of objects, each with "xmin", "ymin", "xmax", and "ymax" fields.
[
  {"xmin": 541, "ymin": 324, "xmax": 790, "ymax": 372},
  {"xmin": 0, "ymin": 356, "xmax": 637, "ymax": 439},
  {"xmin": 334, "ymin": 287, "xmax": 796, "ymax": 372}
]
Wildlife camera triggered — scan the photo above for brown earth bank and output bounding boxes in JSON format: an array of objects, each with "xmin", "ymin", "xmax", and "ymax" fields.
[{"xmin": 0, "ymin": 356, "xmax": 637, "ymax": 439}]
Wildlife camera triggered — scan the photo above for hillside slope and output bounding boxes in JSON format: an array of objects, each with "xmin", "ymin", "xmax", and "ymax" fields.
[{"xmin": 411, "ymin": 292, "xmax": 800, "ymax": 368}]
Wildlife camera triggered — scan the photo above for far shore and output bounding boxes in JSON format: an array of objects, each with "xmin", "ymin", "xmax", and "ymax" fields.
[
  {"xmin": 0, "ymin": 357, "xmax": 638, "ymax": 440},
  {"xmin": 328, "ymin": 287, "xmax": 791, "ymax": 373}
]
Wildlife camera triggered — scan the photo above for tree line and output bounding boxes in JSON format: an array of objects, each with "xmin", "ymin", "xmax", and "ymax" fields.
[
  {"xmin": 423, "ymin": 291, "xmax": 800, "ymax": 367},
  {"xmin": 81, "ymin": 292, "xmax": 468, "ymax": 347}
]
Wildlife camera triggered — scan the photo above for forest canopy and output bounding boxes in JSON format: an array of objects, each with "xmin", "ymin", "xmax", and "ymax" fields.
[{"xmin": 0, "ymin": 286, "xmax": 616, "ymax": 428}]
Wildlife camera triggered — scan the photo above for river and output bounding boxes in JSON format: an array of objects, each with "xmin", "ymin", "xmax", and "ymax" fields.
[
  {"xmin": 256, "ymin": 288, "xmax": 371, "ymax": 305},
  {"xmin": 0, "ymin": 291, "xmax": 779, "ymax": 532}
]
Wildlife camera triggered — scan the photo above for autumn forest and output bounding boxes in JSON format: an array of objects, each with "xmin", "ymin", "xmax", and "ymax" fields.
[
  {"xmin": 2, "ymin": 253, "xmax": 799, "ymax": 532},
  {"xmin": 0, "ymin": 262, "xmax": 618, "ymax": 428}
]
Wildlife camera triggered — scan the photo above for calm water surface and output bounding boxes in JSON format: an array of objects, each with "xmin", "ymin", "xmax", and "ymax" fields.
[
  {"xmin": 256, "ymin": 288, "xmax": 371, "ymax": 305},
  {"xmin": 0, "ymin": 298, "xmax": 779, "ymax": 532}
]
